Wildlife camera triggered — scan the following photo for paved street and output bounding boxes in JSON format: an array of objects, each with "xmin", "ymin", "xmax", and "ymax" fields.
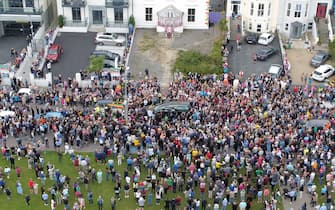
[
  {"xmin": 51, "ymin": 32, "xmax": 96, "ymax": 79},
  {"xmin": 0, "ymin": 35, "xmax": 27, "ymax": 63}
]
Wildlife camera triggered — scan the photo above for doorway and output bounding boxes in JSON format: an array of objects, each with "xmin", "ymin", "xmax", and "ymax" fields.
[
  {"xmin": 92, "ymin": 10, "xmax": 103, "ymax": 24},
  {"xmin": 316, "ymin": 3, "xmax": 327, "ymax": 18},
  {"xmin": 233, "ymin": 4, "xmax": 239, "ymax": 15},
  {"xmin": 290, "ymin": 21, "xmax": 302, "ymax": 39}
]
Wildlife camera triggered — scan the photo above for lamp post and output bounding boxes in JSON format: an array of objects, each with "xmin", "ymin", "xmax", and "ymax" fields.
[{"xmin": 124, "ymin": 66, "xmax": 130, "ymax": 124}]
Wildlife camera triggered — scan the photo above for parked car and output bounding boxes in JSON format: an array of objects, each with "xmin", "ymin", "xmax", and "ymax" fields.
[
  {"xmin": 258, "ymin": 33, "xmax": 275, "ymax": 45},
  {"xmin": 95, "ymin": 32, "xmax": 126, "ymax": 46},
  {"xmin": 311, "ymin": 64, "xmax": 335, "ymax": 81},
  {"xmin": 91, "ymin": 50, "xmax": 121, "ymax": 62},
  {"xmin": 268, "ymin": 64, "xmax": 283, "ymax": 78},
  {"xmin": 46, "ymin": 44, "xmax": 62, "ymax": 62},
  {"xmin": 245, "ymin": 34, "xmax": 258, "ymax": 44},
  {"xmin": 310, "ymin": 51, "xmax": 330, "ymax": 67},
  {"xmin": 256, "ymin": 47, "xmax": 276, "ymax": 61},
  {"xmin": 154, "ymin": 101, "xmax": 191, "ymax": 113},
  {"xmin": 103, "ymin": 59, "xmax": 117, "ymax": 69}
]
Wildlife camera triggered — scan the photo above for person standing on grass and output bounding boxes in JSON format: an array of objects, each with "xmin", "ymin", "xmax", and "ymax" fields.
[
  {"xmin": 5, "ymin": 188, "xmax": 11, "ymax": 199},
  {"xmin": 42, "ymin": 191, "xmax": 49, "ymax": 206},
  {"xmin": 25, "ymin": 195, "xmax": 31, "ymax": 206},
  {"xmin": 110, "ymin": 196, "xmax": 116, "ymax": 210},
  {"xmin": 97, "ymin": 195, "xmax": 103, "ymax": 210}
]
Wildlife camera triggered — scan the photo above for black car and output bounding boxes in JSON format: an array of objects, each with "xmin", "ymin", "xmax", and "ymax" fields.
[
  {"xmin": 245, "ymin": 34, "xmax": 258, "ymax": 44},
  {"xmin": 310, "ymin": 51, "xmax": 330, "ymax": 67},
  {"xmin": 91, "ymin": 50, "xmax": 121, "ymax": 62},
  {"xmin": 256, "ymin": 47, "xmax": 276, "ymax": 61},
  {"xmin": 103, "ymin": 60, "xmax": 116, "ymax": 68}
]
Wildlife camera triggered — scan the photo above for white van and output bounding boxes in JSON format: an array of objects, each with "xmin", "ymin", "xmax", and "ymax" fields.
[{"xmin": 258, "ymin": 33, "xmax": 275, "ymax": 45}]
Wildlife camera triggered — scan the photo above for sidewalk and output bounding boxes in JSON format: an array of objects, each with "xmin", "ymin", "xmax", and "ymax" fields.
[{"xmin": 286, "ymin": 47, "xmax": 314, "ymax": 85}]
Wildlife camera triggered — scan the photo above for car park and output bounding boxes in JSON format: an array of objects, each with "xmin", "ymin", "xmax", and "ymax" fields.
[
  {"xmin": 46, "ymin": 44, "xmax": 63, "ymax": 62},
  {"xmin": 311, "ymin": 64, "xmax": 335, "ymax": 81},
  {"xmin": 95, "ymin": 32, "xmax": 126, "ymax": 46},
  {"xmin": 268, "ymin": 64, "xmax": 283, "ymax": 78},
  {"xmin": 310, "ymin": 51, "xmax": 330, "ymax": 67},
  {"xmin": 258, "ymin": 33, "xmax": 275, "ymax": 45},
  {"xmin": 245, "ymin": 34, "xmax": 258, "ymax": 44},
  {"xmin": 256, "ymin": 47, "xmax": 276, "ymax": 61}
]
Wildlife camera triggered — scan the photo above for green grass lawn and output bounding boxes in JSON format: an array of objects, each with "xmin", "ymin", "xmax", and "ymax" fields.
[{"xmin": 0, "ymin": 150, "xmax": 283, "ymax": 210}]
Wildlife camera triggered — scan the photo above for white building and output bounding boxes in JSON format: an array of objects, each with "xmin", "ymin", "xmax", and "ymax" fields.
[
  {"xmin": 56, "ymin": 0, "xmax": 209, "ymax": 34},
  {"xmin": 226, "ymin": 0, "xmax": 333, "ymax": 39},
  {"xmin": 0, "ymin": 0, "xmax": 51, "ymax": 37}
]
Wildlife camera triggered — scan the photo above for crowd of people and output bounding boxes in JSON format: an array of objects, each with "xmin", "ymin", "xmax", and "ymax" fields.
[{"xmin": 0, "ymin": 70, "xmax": 334, "ymax": 210}]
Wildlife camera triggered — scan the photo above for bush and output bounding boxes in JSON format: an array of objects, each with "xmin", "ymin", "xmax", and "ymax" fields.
[
  {"xmin": 173, "ymin": 50, "xmax": 221, "ymax": 75},
  {"xmin": 129, "ymin": 15, "xmax": 135, "ymax": 27},
  {"xmin": 88, "ymin": 56, "xmax": 105, "ymax": 72},
  {"xmin": 58, "ymin": 15, "xmax": 64, "ymax": 28},
  {"xmin": 328, "ymin": 40, "xmax": 335, "ymax": 61}
]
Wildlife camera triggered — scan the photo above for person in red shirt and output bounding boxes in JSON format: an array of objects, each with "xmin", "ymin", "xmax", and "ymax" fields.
[
  {"xmin": 15, "ymin": 167, "xmax": 21, "ymax": 178},
  {"xmin": 28, "ymin": 179, "xmax": 34, "ymax": 194}
]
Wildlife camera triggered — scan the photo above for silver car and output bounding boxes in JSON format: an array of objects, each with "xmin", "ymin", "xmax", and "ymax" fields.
[{"xmin": 95, "ymin": 32, "xmax": 126, "ymax": 46}]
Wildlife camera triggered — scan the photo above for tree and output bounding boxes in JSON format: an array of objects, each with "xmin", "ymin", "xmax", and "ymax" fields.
[
  {"xmin": 88, "ymin": 56, "xmax": 105, "ymax": 73},
  {"xmin": 329, "ymin": 40, "xmax": 335, "ymax": 62},
  {"xmin": 218, "ymin": 18, "xmax": 228, "ymax": 35}
]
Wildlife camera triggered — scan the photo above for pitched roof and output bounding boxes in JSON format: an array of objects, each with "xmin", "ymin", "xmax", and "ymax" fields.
[{"xmin": 157, "ymin": 4, "xmax": 183, "ymax": 18}]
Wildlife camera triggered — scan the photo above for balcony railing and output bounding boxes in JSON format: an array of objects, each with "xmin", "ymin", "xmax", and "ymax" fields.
[
  {"xmin": 105, "ymin": 0, "xmax": 129, "ymax": 8},
  {"xmin": 62, "ymin": 0, "xmax": 86, "ymax": 7},
  {"xmin": 0, "ymin": 6, "xmax": 43, "ymax": 15},
  {"xmin": 106, "ymin": 20, "xmax": 128, "ymax": 28},
  {"xmin": 64, "ymin": 18, "xmax": 88, "ymax": 27}
]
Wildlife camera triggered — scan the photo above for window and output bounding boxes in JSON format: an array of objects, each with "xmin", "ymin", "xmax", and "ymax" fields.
[
  {"xmin": 188, "ymin": 8, "xmax": 195, "ymax": 22},
  {"xmin": 285, "ymin": 23, "xmax": 289, "ymax": 31},
  {"xmin": 307, "ymin": 22, "xmax": 313, "ymax": 30},
  {"xmin": 72, "ymin": 7, "xmax": 81, "ymax": 21},
  {"xmin": 114, "ymin": 8, "xmax": 123, "ymax": 22},
  {"xmin": 258, "ymin": 4, "xmax": 264, "ymax": 16},
  {"xmin": 303, "ymin": 24, "xmax": 306, "ymax": 31},
  {"xmin": 249, "ymin": 23, "xmax": 252, "ymax": 30},
  {"xmin": 250, "ymin": 3, "xmax": 254, "ymax": 16},
  {"xmin": 257, "ymin": 24, "xmax": 261, "ymax": 32},
  {"xmin": 9, "ymin": 0, "xmax": 23, "ymax": 7},
  {"xmin": 287, "ymin": 3, "xmax": 291, "ymax": 16},
  {"xmin": 305, "ymin": 4, "xmax": 308, "ymax": 17},
  {"xmin": 145, "ymin": 8, "xmax": 153, "ymax": 21},
  {"xmin": 294, "ymin": 4, "xmax": 302, "ymax": 17},
  {"xmin": 268, "ymin": 3, "xmax": 271, "ymax": 16},
  {"xmin": 26, "ymin": 0, "xmax": 34, "ymax": 7}
]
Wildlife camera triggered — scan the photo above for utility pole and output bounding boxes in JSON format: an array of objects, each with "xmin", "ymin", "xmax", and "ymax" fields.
[{"xmin": 124, "ymin": 66, "xmax": 130, "ymax": 124}]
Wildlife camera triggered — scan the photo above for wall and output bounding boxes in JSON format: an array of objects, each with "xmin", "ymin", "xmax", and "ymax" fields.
[
  {"xmin": 30, "ymin": 72, "xmax": 52, "ymax": 87},
  {"xmin": 130, "ymin": 0, "xmax": 209, "ymax": 30},
  {"xmin": 0, "ymin": 21, "xmax": 4, "ymax": 37},
  {"xmin": 328, "ymin": 13, "xmax": 334, "ymax": 41},
  {"xmin": 240, "ymin": 0, "xmax": 279, "ymax": 34},
  {"xmin": 312, "ymin": 18, "xmax": 320, "ymax": 44}
]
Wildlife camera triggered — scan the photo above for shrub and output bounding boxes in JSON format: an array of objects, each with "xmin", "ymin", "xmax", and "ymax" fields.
[
  {"xmin": 173, "ymin": 50, "xmax": 221, "ymax": 75},
  {"xmin": 88, "ymin": 56, "xmax": 105, "ymax": 73},
  {"xmin": 58, "ymin": 15, "xmax": 64, "ymax": 28},
  {"xmin": 129, "ymin": 15, "xmax": 135, "ymax": 27}
]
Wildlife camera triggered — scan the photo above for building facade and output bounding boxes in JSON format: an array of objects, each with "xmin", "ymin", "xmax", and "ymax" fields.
[
  {"xmin": 0, "ymin": 0, "xmax": 48, "ymax": 37},
  {"xmin": 226, "ymin": 0, "xmax": 333, "ymax": 39},
  {"xmin": 56, "ymin": 0, "xmax": 209, "ymax": 33}
]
